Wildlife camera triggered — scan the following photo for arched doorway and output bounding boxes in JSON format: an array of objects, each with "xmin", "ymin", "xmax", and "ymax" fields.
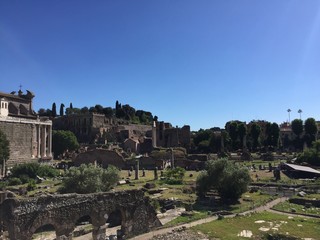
[
  {"xmin": 32, "ymin": 224, "xmax": 56, "ymax": 240},
  {"xmin": 74, "ymin": 215, "xmax": 93, "ymax": 238},
  {"xmin": 105, "ymin": 209, "xmax": 123, "ymax": 238}
]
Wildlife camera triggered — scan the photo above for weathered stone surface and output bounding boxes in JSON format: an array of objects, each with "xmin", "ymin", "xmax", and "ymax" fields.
[{"xmin": 0, "ymin": 189, "xmax": 161, "ymax": 240}]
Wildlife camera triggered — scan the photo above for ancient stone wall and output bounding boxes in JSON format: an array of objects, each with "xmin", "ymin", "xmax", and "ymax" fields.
[
  {"xmin": 73, "ymin": 149, "xmax": 126, "ymax": 169},
  {"xmin": 0, "ymin": 121, "xmax": 33, "ymax": 165},
  {"xmin": 0, "ymin": 189, "xmax": 161, "ymax": 240}
]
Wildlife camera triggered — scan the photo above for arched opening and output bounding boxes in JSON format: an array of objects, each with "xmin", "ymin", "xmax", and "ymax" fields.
[
  {"xmin": 32, "ymin": 224, "xmax": 56, "ymax": 240},
  {"xmin": 105, "ymin": 209, "xmax": 123, "ymax": 238},
  {"xmin": 74, "ymin": 215, "xmax": 93, "ymax": 238}
]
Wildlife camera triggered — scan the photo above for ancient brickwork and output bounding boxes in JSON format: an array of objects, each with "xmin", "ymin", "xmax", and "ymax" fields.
[
  {"xmin": 73, "ymin": 149, "xmax": 126, "ymax": 169},
  {"xmin": 0, "ymin": 189, "xmax": 161, "ymax": 240},
  {"xmin": 155, "ymin": 121, "xmax": 191, "ymax": 151},
  {"xmin": 0, "ymin": 117, "xmax": 52, "ymax": 167},
  {"xmin": 0, "ymin": 121, "xmax": 33, "ymax": 165},
  {"xmin": 53, "ymin": 113, "xmax": 151, "ymax": 144}
]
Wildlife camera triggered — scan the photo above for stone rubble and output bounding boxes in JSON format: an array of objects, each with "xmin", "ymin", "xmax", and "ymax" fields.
[{"xmin": 152, "ymin": 229, "xmax": 209, "ymax": 240}]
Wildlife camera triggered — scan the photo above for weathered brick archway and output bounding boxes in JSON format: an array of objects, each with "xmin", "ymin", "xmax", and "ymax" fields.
[{"xmin": 0, "ymin": 190, "xmax": 161, "ymax": 239}]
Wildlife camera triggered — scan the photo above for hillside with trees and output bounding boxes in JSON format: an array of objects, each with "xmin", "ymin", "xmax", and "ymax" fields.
[{"xmin": 38, "ymin": 100, "xmax": 157, "ymax": 125}]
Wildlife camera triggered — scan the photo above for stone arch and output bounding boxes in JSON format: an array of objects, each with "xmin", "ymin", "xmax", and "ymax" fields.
[
  {"xmin": 32, "ymin": 223, "xmax": 56, "ymax": 239},
  {"xmin": 25, "ymin": 218, "xmax": 66, "ymax": 240}
]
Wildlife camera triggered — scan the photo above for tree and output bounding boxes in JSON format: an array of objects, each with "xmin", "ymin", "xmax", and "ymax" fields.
[
  {"xmin": 52, "ymin": 130, "xmax": 79, "ymax": 158},
  {"xmin": 103, "ymin": 107, "xmax": 114, "ymax": 118},
  {"xmin": 225, "ymin": 121, "xmax": 239, "ymax": 150},
  {"xmin": 196, "ymin": 159, "xmax": 251, "ymax": 202},
  {"xmin": 270, "ymin": 122, "xmax": 280, "ymax": 147},
  {"xmin": 264, "ymin": 122, "xmax": 279, "ymax": 149},
  {"xmin": 291, "ymin": 119, "xmax": 303, "ymax": 150},
  {"xmin": 296, "ymin": 140, "xmax": 320, "ymax": 166},
  {"xmin": 51, "ymin": 102, "xmax": 57, "ymax": 118},
  {"xmin": 287, "ymin": 109, "xmax": 291, "ymax": 123},
  {"xmin": 95, "ymin": 104, "xmax": 104, "ymax": 114},
  {"xmin": 163, "ymin": 167, "xmax": 186, "ymax": 184},
  {"xmin": 59, "ymin": 164, "xmax": 120, "ymax": 194},
  {"xmin": 70, "ymin": 103, "xmax": 73, "ymax": 109},
  {"xmin": 60, "ymin": 103, "xmax": 65, "ymax": 116},
  {"xmin": 80, "ymin": 107, "xmax": 89, "ymax": 114},
  {"xmin": 250, "ymin": 123, "xmax": 261, "ymax": 151},
  {"xmin": 304, "ymin": 118, "xmax": 318, "ymax": 147},
  {"xmin": 298, "ymin": 109, "xmax": 302, "ymax": 119},
  {"xmin": 292, "ymin": 119, "xmax": 303, "ymax": 137},
  {"xmin": 238, "ymin": 123, "xmax": 247, "ymax": 149},
  {"xmin": 0, "ymin": 130, "xmax": 9, "ymax": 166}
]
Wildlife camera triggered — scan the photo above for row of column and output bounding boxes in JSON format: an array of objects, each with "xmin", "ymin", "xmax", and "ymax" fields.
[{"xmin": 37, "ymin": 124, "xmax": 52, "ymax": 158}]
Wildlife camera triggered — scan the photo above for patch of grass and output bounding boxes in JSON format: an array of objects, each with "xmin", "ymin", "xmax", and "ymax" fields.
[
  {"xmin": 165, "ymin": 211, "xmax": 209, "ymax": 227},
  {"xmin": 193, "ymin": 211, "xmax": 320, "ymax": 240},
  {"xmin": 272, "ymin": 201, "xmax": 320, "ymax": 217}
]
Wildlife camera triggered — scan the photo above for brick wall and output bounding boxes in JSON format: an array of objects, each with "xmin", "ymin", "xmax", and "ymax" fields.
[{"xmin": 0, "ymin": 121, "xmax": 34, "ymax": 165}]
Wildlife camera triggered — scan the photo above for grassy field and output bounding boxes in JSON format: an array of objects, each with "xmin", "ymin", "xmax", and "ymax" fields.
[
  {"xmin": 272, "ymin": 201, "xmax": 320, "ymax": 217},
  {"xmin": 192, "ymin": 211, "xmax": 320, "ymax": 240},
  {"xmin": 164, "ymin": 191, "xmax": 275, "ymax": 227}
]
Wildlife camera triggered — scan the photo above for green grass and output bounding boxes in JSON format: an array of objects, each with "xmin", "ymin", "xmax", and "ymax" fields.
[
  {"xmin": 193, "ymin": 211, "xmax": 320, "ymax": 240},
  {"xmin": 164, "ymin": 211, "xmax": 209, "ymax": 227},
  {"xmin": 272, "ymin": 201, "xmax": 320, "ymax": 217},
  {"xmin": 164, "ymin": 191, "xmax": 275, "ymax": 227}
]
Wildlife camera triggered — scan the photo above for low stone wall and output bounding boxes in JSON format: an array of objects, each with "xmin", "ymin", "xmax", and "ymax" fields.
[
  {"xmin": 289, "ymin": 198, "xmax": 320, "ymax": 207},
  {"xmin": 73, "ymin": 149, "xmax": 126, "ymax": 169},
  {"xmin": 0, "ymin": 189, "xmax": 161, "ymax": 240}
]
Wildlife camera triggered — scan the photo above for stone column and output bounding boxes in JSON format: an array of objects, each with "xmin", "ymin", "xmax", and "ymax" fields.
[
  {"xmin": 37, "ymin": 124, "xmax": 41, "ymax": 158},
  {"xmin": 154, "ymin": 167, "xmax": 158, "ymax": 180},
  {"xmin": 135, "ymin": 160, "xmax": 139, "ymax": 180},
  {"xmin": 47, "ymin": 125, "xmax": 52, "ymax": 158},
  {"xmin": 41, "ymin": 125, "xmax": 47, "ymax": 158}
]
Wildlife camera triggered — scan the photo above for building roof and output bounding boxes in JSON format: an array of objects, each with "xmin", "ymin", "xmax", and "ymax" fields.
[{"xmin": 284, "ymin": 163, "xmax": 320, "ymax": 175}]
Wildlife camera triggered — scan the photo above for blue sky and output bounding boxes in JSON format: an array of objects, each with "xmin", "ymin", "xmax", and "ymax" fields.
[{"xmin": 1, "ymin": 1, "xmax": 320, "ymax": 130}]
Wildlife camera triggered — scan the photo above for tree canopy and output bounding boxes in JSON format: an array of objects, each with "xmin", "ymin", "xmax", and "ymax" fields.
[
  {"xmin": 52, "ymin": 130, "xmax": 79, "ymax": 158},
  {"xmin": 196, "ymin": 159, "xmax": 251, "ymax": 202},
  {"xmin": 59, "ymin": 164, "xmax": 120, "ymax": 194},
  {"xmin": 296, "ymin": 140, "xmax": 320, "ymax": 166}
]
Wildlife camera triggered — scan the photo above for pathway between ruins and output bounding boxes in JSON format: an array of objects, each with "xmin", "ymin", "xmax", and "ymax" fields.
[{"xmin": 129, "ymin": 197, "xmax": 290, "ymax": 240}]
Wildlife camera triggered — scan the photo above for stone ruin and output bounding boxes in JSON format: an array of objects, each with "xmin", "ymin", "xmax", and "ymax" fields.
[{"xmin": 0, "ymin": 189, "xmax": 161, "ymax": 240}]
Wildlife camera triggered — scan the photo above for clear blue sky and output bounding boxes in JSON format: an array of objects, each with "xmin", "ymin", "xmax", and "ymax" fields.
[{"xmin": 1, "ymin": 1, "xmax": 320, "ymax": 130}]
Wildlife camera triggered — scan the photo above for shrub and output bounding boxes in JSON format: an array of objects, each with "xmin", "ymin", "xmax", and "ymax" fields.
[
  {"xmin": 8, "ymin": 177, "xmax": 22, "ymax": 186},
  {"xmin": 163, "ymin": 167, "xmax": 186, "ymax": 185},
  {"xmin": 0, "ymin": 181, "xmax": 8, "ymax": 190},
  {"xmin": 196, "ymin": 159, "xmax": 251, "ymax": 202},
  {"xmin": 27, "ymin": 179, "xmax": 36, "ymax": 191},
  {"xmin": 10, "ymin": 163, "xmax": 59, "ymax": 180},
  {"xmin": 59, "ymin": 164, "xmax": 120, "ymax": 194}
]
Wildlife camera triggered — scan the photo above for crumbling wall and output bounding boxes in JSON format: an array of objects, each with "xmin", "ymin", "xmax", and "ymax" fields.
[{"xmin": 0, "ymin": 189, "xmax": 161, "ymax": 240}]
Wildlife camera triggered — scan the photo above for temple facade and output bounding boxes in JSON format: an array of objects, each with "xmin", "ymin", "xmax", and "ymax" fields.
[{"xmin": 0, "ymin": 90, "xmax": 52, "ymax": 168}]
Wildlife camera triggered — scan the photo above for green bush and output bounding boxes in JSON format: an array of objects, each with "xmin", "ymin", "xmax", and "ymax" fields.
[
  {"xmin": 27, "ymin": 179, "xmax": 36, "ymax": 191},
  {"xmin": 0, "ymin": 181, "xmax": 8, "ymax": 190},
  {"xmin": 10, "ymin": 163, "xmax": 59, "ymax": 180},
  {"xmin": 59, "ymin": 164, "xmax": 120, "ymax": 194},
  {"xmin": 163, "ymin": 167, "xmax": 186, "ymax": 185},
  {"xmin": 196, "ymin": 158, "xmax": 251, "ymax": 202},
  {"xmin": 8, "ymin": 177, "xmax": 22, "ymax": 186}
]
